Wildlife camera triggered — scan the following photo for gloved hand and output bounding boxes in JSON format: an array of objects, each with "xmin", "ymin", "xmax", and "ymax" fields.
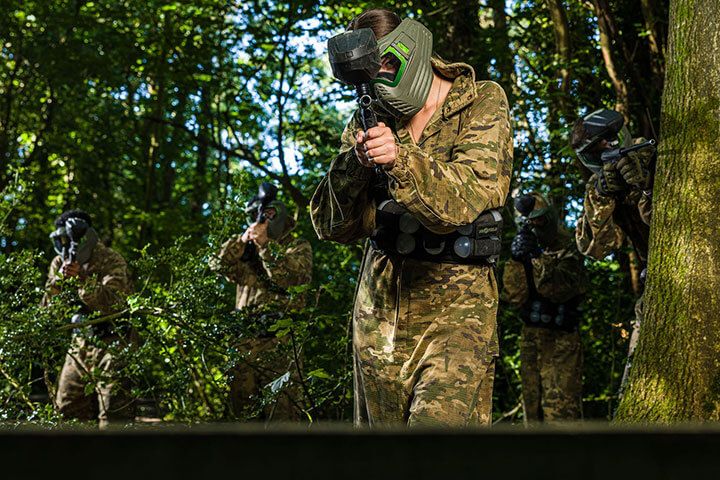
[
  {"xmin": 511, "ymin": 226, "xmax": 541, "ymax": 261},
  {"xmin": 616, "ymin": 154, "xmax": 649, "ymax": 189},
  {"xmin": 618, "ymin": 140, "xmax": 655, "ymax": 189},
  {"xmin": 596, "ymin": 162, "xmax": 625, "ymax": 196}
]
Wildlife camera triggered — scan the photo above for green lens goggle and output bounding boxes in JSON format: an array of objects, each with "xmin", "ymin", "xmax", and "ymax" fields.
[{"xmin": 372, "ymin": 44, "xmax": 410, "ymax": 88}]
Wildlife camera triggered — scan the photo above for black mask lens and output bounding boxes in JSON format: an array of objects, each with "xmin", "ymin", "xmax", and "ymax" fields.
[{"xmin": 376, "ymin": 53, "xmax": 401, "ymax": 83}]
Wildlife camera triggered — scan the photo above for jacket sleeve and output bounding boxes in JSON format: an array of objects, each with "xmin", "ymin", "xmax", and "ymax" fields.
[
  {"xmin": 575, "ymin": 177, "xmax": 624, "ymax": 259},
  {"xmin": 501, "ymin": 259, "xmax": 529, "ymax": 306},
  {"xmin": 638, "ymin": 194, "xmax": 652, "ymax": 226},
  {"xmin": 209, "ymin": 234, "xmax": 254, "ymax": 284},
  {"xmin": 257, "ymin": 238, "xmax": 313, "ymax": 289},
  {"xmin": 41, "ymin": 255, "xmax": 63, "ymax": 307},
  {"xmin": 78, "ymin": 250, "xmax": 131, "ymax": 315},
  {"xmin": 310, "ymin": 116, "xmax": 377, "ymax": 244},
  {"xmin": 532, "ymin": 248, "xmax": 589, "ymax": 304},
  {"xmin": 386, "ymin": 81, "xmax": 512, "ymax": 233}
]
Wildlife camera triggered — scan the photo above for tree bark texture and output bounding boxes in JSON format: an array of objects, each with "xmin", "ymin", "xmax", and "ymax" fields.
[{"xmin": 615, "ymin": 0, "xmax": 720, "ymax": 422}]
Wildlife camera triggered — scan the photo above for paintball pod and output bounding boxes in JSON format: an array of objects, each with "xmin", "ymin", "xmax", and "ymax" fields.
[
  {"xmin": 600, "ymin": 139, "xmax": 657, "ymax": 166},
  {"xmin": 245, "ymin": 182, "xmax": 279, "ymax": 224}
]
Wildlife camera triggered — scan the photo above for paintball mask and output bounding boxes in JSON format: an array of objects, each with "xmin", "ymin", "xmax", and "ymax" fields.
[
  {"xmin": 574, "ymin": 109, "xmax": 632, "ymax": 175},
  {"xmin": 514, "ymin": 192, "xmax": 559, "ymax": 247},
  {"xmin": 372, "ymin": 18, "xmax": 434, "ymax": 121},
  {"xmin": 244, "ymin": 182, "xmax": 288, "ymax": 240},
  {"xmin": 49, "ymin": 216, "xmax": 98, "ymax": 264}
]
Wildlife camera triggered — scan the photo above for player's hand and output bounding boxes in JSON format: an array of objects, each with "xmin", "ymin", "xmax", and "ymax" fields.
[
  {"xmin": 510, "ymin": 228, "xmax": 541, "ymax": 261},
  {"xmin": 61, "ymin": 261, "xmax": 82, "ymax": 279},
  {"xmin": 247, "ymin": 221, "xmax": 270, "ymax": 247},
  {"xmin": 616, "ymin": 155, "xmax": 648, "ymax": 189},
  {"xmin": 355, "ymin": 122, "xmax": 398, "ymax": 169},
  {"xmin": 597, "ymin": 162, "xmax": 625, "ymax": 196}
]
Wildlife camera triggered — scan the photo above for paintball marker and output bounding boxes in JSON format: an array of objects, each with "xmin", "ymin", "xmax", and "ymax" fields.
[
  {"xmin": 328, "ymin": 28, "xmax": 389, "ymax": 185},
  {"xmin": 600, "ymin": 139, "xmax": 657, "ymax": 166},
  {"xmin": 328, "ymin": 28, "xmax": 381, "ymax": 133},
  {"xmin": 240, "ymin": 182, "xmax": 279, "ymax": 261}
]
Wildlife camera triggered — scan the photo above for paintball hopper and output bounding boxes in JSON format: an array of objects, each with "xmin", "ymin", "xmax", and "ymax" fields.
[
  {"xmin": 328, "ymin": 28, "xmax": 382, "ymax": 134},
  {"xmin": 245, "ymin": 182, "xmax": 279, "ymax": 219},
  {"xmin": 514, "ymin": 193, "xmax": 551, "ymax": 220},
  {"xmin": 328, "ymin": 28, "xmax": 381, "ymax": 86},
  {"xmin": 514, "ymin": 195, "xmax": 536, "ymax": 218},
  {"xmin": 50, "ymin": 216, "xmax": 98, "ymax": 264}
]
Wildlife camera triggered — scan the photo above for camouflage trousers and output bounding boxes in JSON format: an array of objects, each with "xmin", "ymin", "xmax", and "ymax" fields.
[
  {"xmin": 353, "ymin": 250, "xmax": 499, "ymax": 427},
  {"xmin": 229, "ymin": 336, "xmax": 301, "ymax": 421},
  {"xmin": 56, "ymin": 334, "xmax": 135, "ymax": 427},
  {"xmin": 520, "ymin": 325, "xmax": 583, "ymax": 423}
]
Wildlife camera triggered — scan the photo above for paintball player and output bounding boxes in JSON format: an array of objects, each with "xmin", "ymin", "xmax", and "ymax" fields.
[
  {"xmin": 571, "ymin": 108, "xmax": 656, "ymax": 390},
  {"xmin": 502, "ymin": 193, "xmax": 588, "ymax": 422},
  {"xmin": 311, "ymin": 9, "xmax": 512, "ymax": 426},
  {"xmin": 42, "ymin": 209, "xmax": 134, "ymax": 427},
  {"xmin": 210, "ymin": 183, "xmax": 312, "ymax": 420}
]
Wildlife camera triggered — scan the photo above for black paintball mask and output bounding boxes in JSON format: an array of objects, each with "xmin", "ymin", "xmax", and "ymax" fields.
[
  {"xmin": 244, "ymin": 182, "xmax": 289, "ymax": 240},
  {"xmin": 514, "ymin": 193, "xmax": 559, "ymax": 248},
  {"xmin": 574, "ymin": 109, "xmax": 632, "ymax": 175},
  {"xmin": 49, "ymin": 217, "xmax": 98, "ymax": 264}
]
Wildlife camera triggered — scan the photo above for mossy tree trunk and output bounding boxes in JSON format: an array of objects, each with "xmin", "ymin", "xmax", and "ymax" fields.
[{"xmin": 615, "ymin": 0, "xmax": 720, "ymax": 422}]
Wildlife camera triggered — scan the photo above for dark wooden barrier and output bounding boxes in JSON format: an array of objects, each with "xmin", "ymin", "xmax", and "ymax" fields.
[{"xmin": 2, "ymin": 423, "xmax": 718, "ymax": 479}]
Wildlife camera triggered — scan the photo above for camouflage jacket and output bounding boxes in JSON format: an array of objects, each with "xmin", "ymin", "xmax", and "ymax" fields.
[
  {"xmin": 43, "ymin": 242, "xmax": 132, "ymax": 316},
  {"xmin": 311, "ymin": 57, "xmax": 513, "ymax": 241},
  {"xmin": 502, "ymin": 230, "xmax": 588, "ymax": 306},
  {"xmin": 210, "ymin": 227, "xmax": 313, "ymax": 310},
  {"xmin": 576, "ymin": 138, "xmax": 653, "ymax": 261}
]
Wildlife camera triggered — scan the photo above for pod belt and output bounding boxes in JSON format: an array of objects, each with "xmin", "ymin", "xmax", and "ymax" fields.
[{"xmin": 370, "ymin": 200, "xmax": 503, "ymax": 265}]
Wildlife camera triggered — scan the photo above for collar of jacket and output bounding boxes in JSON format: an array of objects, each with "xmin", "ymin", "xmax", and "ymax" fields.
[{"xmin": 430, "ymin": 57, "xmax": 477, "ymax": 119}]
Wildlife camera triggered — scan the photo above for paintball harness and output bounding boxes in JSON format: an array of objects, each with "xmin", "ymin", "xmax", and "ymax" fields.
[{"xmin": 371, "ymin": 200, "xmax": 502, "ymax": 265}]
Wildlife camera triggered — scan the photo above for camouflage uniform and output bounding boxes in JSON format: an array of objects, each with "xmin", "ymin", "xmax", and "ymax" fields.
[
  {"xmin": 575, "ymin": 139, "xmax": 653, "ymax": 392},
  {"xmin": 211, "ymin": 220, "xmax": 312, "ymax": 420},
  {"xmin": 311, "ymin": 58, "xmax": 513, "ymax": 427},
  {"xmin": 43, "ymin": 242, "xmax": 134, "ymax": 426},
  {"xmin": 502, "ymin": 230, "xmax": 588, "ymax": 422}
]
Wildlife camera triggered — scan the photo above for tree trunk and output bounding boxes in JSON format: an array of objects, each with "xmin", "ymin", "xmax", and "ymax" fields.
[
  {"xmin": 640, "ymin": 0, "xmax": 666, "ymax": 78},
  {"xmin": 592, "ymin": 0, "xmax": 630, "ymax": 121},
  {"xmin": 488, "ymin": 0, "xmax": 515, "ymax": 104},
  {"xmin": 615, "ymin": 0, "xmax": 720, "ymax": 422},
  {"xmin": 544, "ymin": 0, "xmax": 573, "ymax": 214}
]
